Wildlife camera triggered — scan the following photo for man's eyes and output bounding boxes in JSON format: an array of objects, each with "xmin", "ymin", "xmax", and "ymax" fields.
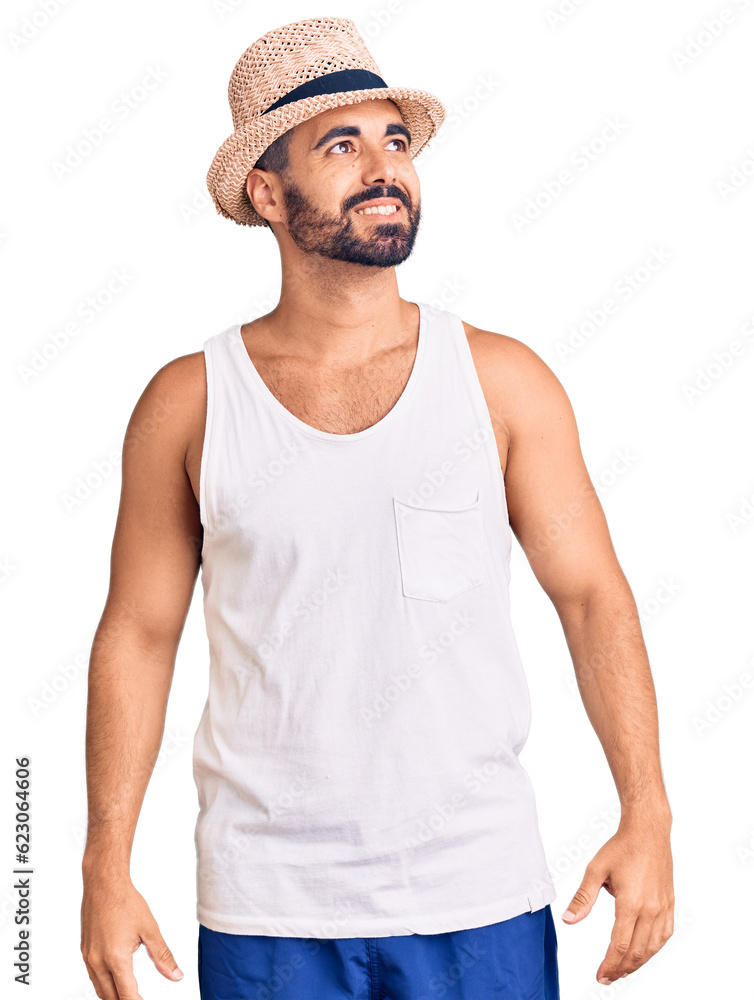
[{"xmin": 330, "ymin": 138, "xmax": 408, "ymax": 153}]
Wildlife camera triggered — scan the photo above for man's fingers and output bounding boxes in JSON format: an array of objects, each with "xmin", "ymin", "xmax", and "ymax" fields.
[
  {"xmin": 623, "ymin": 903, "xmax": 675, "ymax": 978},
  {"xmin": 611, "ymin": 909, "xmax": 657, "ymax": 979},
  {"xmin": 140, "ymin": 926, "xmax": 184, "ymax": 982},
  {"xmin": 79, "ymin": 881, "xmax": 181, "ymax": 996},
  {"xmin": 561, "ymin": 863, "xmax": 606, "ymax": 923},
  {"xmin": 595, "ymin": 897, "xmax": 640, "ymax": 984},
  {"xmin": 664, "ymin": 907, "xmax": 675, "ymax": 946},
  {"xmin": 91, "ymin": 963, "xmax": 121, "ymax": 1000},
  {"xmin": 82, "ymin": 961, "xmax": 108, "ymax": 1000},
  {"xmin": 642, "ymin": 910, "xmax": 673, "ymax": 967},
  {"xmin": 597, "ymin": 902, "xmax": 674, "ymax": 983},
  {"xmin": 110, "ymin": 960, "xmax": 146, "ymax": 1000}
]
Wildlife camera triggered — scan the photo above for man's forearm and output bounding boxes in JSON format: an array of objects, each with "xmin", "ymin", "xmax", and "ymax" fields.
[
  {"xmin": 82, "ymin": 616, "xmax": 176, "ymax": 879},
  {"xmin": 557, "ymin": 583, "xmax": 672, "ymax": 824}
]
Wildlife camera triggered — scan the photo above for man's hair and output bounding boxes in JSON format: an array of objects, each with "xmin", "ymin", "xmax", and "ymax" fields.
[{"xmin": 251, "ymin": 128, "xmax": 294, "ymax": 231}]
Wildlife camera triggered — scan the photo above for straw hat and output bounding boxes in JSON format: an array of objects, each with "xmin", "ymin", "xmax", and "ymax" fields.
[{"xmin": 206, "ymin": 16, "xmax": 446, "ymax": 228}]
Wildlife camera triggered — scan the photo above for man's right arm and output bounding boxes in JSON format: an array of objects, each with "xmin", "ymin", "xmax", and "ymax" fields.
[{"xmin": 80, "ymin": 354, "xmax": 205, "ymax": 998}]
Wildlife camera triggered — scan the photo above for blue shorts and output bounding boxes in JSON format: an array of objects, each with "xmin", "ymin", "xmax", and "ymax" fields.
[{"xmin": 198, "ymin": 904, "xmax": 559, "ymax": 1000}]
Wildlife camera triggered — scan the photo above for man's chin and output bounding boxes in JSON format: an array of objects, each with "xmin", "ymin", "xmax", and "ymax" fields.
[
  {"xmin": 288, "ymin": 218, "xmax": 418, "ymax": 266},
  {"xmin": 333, "ymin": 244, "xmax": 415, "ymax": 268}
]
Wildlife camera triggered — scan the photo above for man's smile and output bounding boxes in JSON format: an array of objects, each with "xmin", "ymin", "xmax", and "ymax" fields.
[{"xmin": 355, "ymin": 205, "xmax": 401, "ymax": 216}]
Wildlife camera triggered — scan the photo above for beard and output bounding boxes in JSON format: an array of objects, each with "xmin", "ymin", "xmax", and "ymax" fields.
[{"xmin": 278, "ymin": 177, "xmax": 421, "ymax": 268}]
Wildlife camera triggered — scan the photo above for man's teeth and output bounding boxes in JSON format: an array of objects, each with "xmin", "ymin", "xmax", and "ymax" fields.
[{"xmin": 356, "ymin": 205, "xmax": 399, "ymax": 215}]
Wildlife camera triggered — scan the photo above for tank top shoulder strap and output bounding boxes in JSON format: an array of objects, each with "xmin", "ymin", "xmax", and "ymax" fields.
[
  {"xmin": 202, "ymin": 323, "xmax": 244, "ymax": 382},
  {"xmin": 431, "ymin": 306, "xmax": 496, "ymax": 435},
  {"xmin": 202, "ymin": 321, "xmax": 257, "ymax": 416}
]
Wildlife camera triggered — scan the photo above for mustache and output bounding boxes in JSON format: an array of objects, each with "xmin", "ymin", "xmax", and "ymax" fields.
[{"xmin": 346, "ymin": 186, "xmax": 411, "ymax": 211}]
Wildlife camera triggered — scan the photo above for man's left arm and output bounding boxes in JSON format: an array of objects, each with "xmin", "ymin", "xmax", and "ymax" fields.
[{"xmin": 480, "ymin": 333, "xmax": 674, "ymax": 987}]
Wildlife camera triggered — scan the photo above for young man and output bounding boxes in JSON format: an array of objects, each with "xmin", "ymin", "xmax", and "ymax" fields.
[{"xmin": 80, "ymin": 16, "xmax": 674, "ymax": 1000}]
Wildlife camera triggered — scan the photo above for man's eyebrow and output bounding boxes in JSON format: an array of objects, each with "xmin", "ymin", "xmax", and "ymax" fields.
[{"xmin": 311, "ymin": 122, "xmax": 412, "ymax": 151}]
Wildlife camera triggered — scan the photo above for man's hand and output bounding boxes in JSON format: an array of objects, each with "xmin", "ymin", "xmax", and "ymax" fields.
[
  {"xmin": 80, "ymin": 873, "xmax": 184, "ymax": 999},
  {"xmin": 560, "ymin": 814, "xmax": 674, "ymax": 986}
]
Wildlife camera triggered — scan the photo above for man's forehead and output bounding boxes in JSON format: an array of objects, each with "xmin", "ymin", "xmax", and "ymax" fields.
[{"xmin": 301, "ymin": 98, "xmax": 403, "ymax": 131}]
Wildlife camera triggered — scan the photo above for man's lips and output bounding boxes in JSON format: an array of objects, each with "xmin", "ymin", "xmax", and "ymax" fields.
[{"xmin": 353, "ymin": 197, "xmax": 404, "ymax": 218}]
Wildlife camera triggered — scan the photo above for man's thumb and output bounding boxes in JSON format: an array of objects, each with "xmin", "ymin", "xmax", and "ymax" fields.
[
  {"xmin": 561, "ymin": 867, "xmax": 603, "ymax": 924},
  {"xmin": 141, "ymin": 926, "xmax": 184, "ymax": 981}
]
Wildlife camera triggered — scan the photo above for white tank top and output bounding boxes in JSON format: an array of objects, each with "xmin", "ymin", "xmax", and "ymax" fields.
[{"xmin": 192, "ymin": 301, "xmax": 557, "ymax": 937}]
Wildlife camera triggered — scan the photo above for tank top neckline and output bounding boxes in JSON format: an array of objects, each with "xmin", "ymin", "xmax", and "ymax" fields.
[{"xmin": 232, "ymin": 300, "xmax": 428, "ymax": 442}]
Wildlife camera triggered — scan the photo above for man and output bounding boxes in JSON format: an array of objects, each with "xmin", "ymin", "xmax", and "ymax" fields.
[{"xmin": 80, "ymin": 16, "xmax": 674, "ymax": 1000}]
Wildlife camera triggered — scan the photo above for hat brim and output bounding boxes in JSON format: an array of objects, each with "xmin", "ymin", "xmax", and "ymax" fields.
[{"xmin": 206, "ymin": 87, "xmax": 446, "ymax": 227}]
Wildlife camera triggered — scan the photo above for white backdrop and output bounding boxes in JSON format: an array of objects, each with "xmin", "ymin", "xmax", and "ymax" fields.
[{"xmin": 3, "ymin": 0, "xmax": 753, "ymax": 997}]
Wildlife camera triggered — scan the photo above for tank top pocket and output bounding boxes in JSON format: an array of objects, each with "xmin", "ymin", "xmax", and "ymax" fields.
[{"xmin": 393, "ymin": 490, "xmax": 485, "ymax": 603}]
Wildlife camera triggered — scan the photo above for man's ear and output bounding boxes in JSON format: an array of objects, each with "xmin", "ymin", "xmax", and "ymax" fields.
[
  {"xmin": 245, "ymin": 170, "xmax": 260, "ymax": 214},
  {"xmin": 246, "ymin": 169, "xmax": 278, "ymax": 227}
]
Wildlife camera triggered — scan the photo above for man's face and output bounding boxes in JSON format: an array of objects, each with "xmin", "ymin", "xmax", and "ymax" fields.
[{"xmin": 267, "ymin": 100, "xmax": 422, "ymax": 268}]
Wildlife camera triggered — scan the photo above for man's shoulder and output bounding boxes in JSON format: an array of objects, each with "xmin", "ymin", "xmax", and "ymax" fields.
[
  {"xmin": 459, "ymin": 318, "xmax": 566, "ymax": 411},
  {"xmin": 124, "ymin": 350, "xmax": 207, "ymax": 463},
  {"xmin": 138, "ymin": 349, "xmax": 207, "ymax": 419},
  {"xmin": 151, "ymin": 349, "xmax": 207, "ymax": 389}
]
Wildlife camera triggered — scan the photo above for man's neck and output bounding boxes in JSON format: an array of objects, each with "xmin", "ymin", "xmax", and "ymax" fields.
[{"xmin": 253, "ymin": 263, "xmax": 417, "ymax": 365}]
